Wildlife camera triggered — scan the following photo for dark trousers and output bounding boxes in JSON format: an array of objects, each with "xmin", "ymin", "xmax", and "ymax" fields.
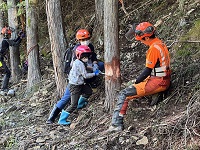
[
  {"xmin": 0, "ymin": 56, "xmax": 11, "ymax": 90},
  {"xmin": 66, "ymin": 83, "xmax": 92, "ymax": 113}
]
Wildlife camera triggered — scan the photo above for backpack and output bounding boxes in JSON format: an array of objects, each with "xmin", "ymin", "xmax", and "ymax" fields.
[{"xmin": 63, "ymin": 45, "xmax": 75, "ymax": 75}]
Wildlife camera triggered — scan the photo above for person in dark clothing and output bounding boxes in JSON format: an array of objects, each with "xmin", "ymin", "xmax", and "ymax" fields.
[{"xmin": 0, "ymin": 27, "xmax": 24, "ymax": 95}]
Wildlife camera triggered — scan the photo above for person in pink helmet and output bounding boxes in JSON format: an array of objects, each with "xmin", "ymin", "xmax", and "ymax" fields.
[{"xmin": 57, "ymin": 45, "xmax": 100, "ymax": 125}]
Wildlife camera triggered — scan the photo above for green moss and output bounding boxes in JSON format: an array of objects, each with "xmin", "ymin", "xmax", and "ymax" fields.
[
  {"xmin": 174, "ymin": 19, "xmax": 200, "ymax": 58},
  {"xmin": 0, "ymin": 2, "xmax": 7, "ymax": 10},
  {"xmin": 181, "ymin": 19, "xmax": 200, "ymax": 41},
  {"xmin": 40, "ymin": 49, "xmax": 47, "ymax": 57},
  {"xmin": 28, "ymin": 18, "xmax": 31, "ymax": 27},
  {"xmin": 176, "ymin": 48, "xmax": 191, "ymax": 57},
  {"xmin": 187, "ymin": 19, "xmax": 200, "ymax": 40}
]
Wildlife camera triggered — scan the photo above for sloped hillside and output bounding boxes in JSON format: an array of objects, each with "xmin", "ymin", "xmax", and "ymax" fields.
[{"xmin": 0, "ymin": 0, "xmax": 200, "ymax": 149}]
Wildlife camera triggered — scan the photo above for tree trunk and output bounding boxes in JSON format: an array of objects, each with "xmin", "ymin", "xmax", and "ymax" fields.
[
  {"xmin": 7, "ymin": 0, "xmax": 21, "ymax": 82},
  {"xmin": 95, "ymin": 0, "xmax": 104, "ymax": 24},
  {"xmin": 104, "ymin": 0, "xmax": 121, "ymax": 113},
  {"xmin": 93, "ymin": 0, "xmax": 104, "ymax": 45},
  {"xmin": 46, "ymin": 0, "xmax": 67, "ymax": 97},
  {"xmin": 0, "ymin": 0, "xmax": 3, "ymax": 39},
  {"xmin": 25, "ymin": 0, "xmax": 41, "ymax": 92}
]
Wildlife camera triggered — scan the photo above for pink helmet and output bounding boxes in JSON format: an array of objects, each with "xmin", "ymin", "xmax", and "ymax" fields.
[{"xmin": 75, "ymin": 45, "xmax": 91, "ymax": 59}]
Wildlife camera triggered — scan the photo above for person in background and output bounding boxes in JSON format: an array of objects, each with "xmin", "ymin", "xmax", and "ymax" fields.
[
  {"xmin": 46, "ymin": 29, "xmax": 104, "ymax": 124},
  {"xmin": 107, "ymin": 22, "xmax": 171, "ymax": 132},
  {"xmin": 0, "ymin": 27, "xmax": 25, "ymax": 96},
  {"xmin": 58, "ymin": 45, "xmax": 99, "ymax": 125}
]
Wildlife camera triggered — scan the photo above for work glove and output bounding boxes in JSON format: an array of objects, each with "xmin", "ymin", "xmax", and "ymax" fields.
[
  {"xmin": 93, "ymin": 64, "xmax": 99, "ymax": 72},
  {"xmin": 126, "ymin": 79, "xmax": 136, "ymax": 87},
  {"xmin": 94, "ymin": 69, "xmax": 100, "ymax": 76},
  {"xmin": 18, "ymin": 31, "xmax": 23, "ymax": 36},
  {"xmin": 18, "ymin": 31, "xmax": 26, "ymax": 38},
  {"xmin": 20, "ymin": 32, "xmax": 26, "ymax": 38}
]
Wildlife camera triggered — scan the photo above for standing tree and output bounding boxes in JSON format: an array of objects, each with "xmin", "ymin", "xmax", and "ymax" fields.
[
  {"xmin": 25, "ymin": 0, "xmax": 41, "ymax": 92},
  {"xmin": 7, "ymin": 0, "xmax": 21, "ymax": 82},
  {"xmin": 46, "ymin": 0, "xmax": 67, "ymax": 97},
  {"xmin": 95, "ymin": 0, "xmax": 104, "ymax": 26},
  {"xmin": 93, "ymin": 0, "xmax": 104, "ymax": 44},
  {"xmin": 104, "ymin": 0, "xmax": 121, "ymax": 113}
]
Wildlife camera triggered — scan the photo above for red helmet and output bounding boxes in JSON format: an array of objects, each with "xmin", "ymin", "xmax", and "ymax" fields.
[
  {"xmin": 1, "ymin": 27, "xmax": 12, "ymax": 35},
  {"xmin": 76, "ymin": 45, "xmax": 91, "ymax": 59},
  {"xmin": 135, "ymin": 22, "xmax": 155, "ymax": 41},
  {"xmin": 76, "ymin": 29, "xmax": 90, "ymax": 40}
]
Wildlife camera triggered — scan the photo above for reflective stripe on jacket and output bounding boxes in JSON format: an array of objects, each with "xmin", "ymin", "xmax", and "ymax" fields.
[{"xmin": 146, "ymin": 38, "xmax": 170, "ymax": 77}]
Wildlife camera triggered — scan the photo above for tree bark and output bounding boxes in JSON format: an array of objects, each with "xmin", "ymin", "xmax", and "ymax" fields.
[
  {"xmin": 104, "ymin": 0, "xmax": 121, "ymax": 113},
  {"xmin": 46, "ymin": 0, "xmax": 67, "ymax": 97},
  {"xmin": 7, "ymin": 0, "xmax": 21, "ymax": 82},
  {"xmin": 93, "ymin": 0, "xmax": 104, "ymax": 45},
  {"xmin": 95, "ymin": 0, "xmax": 104, "ymax": 24},
  {"xmin": 25, "ymin": 0, "xmax": 41, "ymax": 92}
]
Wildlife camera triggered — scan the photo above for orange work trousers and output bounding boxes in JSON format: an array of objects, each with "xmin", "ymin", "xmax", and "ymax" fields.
[{"xmin": 119, "ymin": 76, "xmax": 170, "ymax": 115}]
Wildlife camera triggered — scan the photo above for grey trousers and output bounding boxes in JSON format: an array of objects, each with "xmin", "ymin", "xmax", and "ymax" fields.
[{"xmin": 111, "ymin": 86, "xmax": 137, "ymax": 126}]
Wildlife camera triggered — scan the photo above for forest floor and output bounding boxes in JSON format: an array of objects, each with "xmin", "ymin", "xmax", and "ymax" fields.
[
  {"xmin": 0, "ymin": 0, "xmax": 200, "ymax": 150},
  {"xmin": 0, "ymin": 63, "xmax": 199, "ymax": 150}
]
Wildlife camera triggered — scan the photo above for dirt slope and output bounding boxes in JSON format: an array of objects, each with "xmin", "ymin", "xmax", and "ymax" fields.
[{"xmin": 0, "ymin": 0, "xmax": 200, "ymax": 149}]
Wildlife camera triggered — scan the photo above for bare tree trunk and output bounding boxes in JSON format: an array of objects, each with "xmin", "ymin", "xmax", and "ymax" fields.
[
  {"xmin": 25, "ymin": 0, "xmax": 41, "ymax": 92},
  {"xmin": 104, "ymin": 0, "xmax": 121, "ymax": 113},
  {"xmin": 46, "ymin": 0, "xmax": 67, "ymax": 97},
  {"xmin": 7, "ymin": 0, "xmax": 21, "ymax": 83},
  {"xmin": 0, "ymin": 0, "xmax": 3, "ymax": 39},
  {"xmin": 95, "ymin": 0, "xmax": 104, "ymax": 24},
  {"xmin": 93, "ymin": 0, "xmax": 104, "ymax": 45}
]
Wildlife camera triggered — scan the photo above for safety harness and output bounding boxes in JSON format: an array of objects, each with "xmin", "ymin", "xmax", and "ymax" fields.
[{"xmin": 151, "ymin": 43, "xmax": 170, "ymax": 77}]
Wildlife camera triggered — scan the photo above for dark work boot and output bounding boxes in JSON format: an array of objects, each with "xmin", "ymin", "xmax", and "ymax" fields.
[
  {"xmin": 150, "ymin": 92, "xmax": 164, "ymax": 106},
  {"xmin": 107, "ymin": 116, "xmax": 124, "ymax": 132},
  {"xmin": 150, "ymin": 82, "xmax": 172, "ymax": 106},
  {"xmin": 46, "ymin": 105, "xmax": 61, "ymax": 124}
]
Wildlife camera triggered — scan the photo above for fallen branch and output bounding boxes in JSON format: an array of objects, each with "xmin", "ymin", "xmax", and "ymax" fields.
[
  {"xmin": 167, "ymin": 40, "xmax": 200, "ymax": 43},
  {"xmin": 125, "ymin": 0, "xmax": 152, "ymax": 16},
  {"xmin": 119, "ymin": 0, "xmax": 128, "ymax": 16},
  {"xmin": 167, "ymin": 40, "xmax": 200, "ymax": 48},
  {"xmin": 192, "ymin": 128, "xmax": 200, "ymax": 137}
]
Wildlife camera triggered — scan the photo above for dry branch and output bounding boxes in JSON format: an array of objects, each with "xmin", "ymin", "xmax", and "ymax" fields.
[
  {"xmin": 161, "ymin": 90, "xmax": 200, "ymax": 148},
  {"xmin": 119, "ymin": 0, "xmax": 128, "ymax": 16}
]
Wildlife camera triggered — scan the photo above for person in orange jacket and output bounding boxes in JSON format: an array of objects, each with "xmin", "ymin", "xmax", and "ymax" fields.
[{"xmin": 108, "ymin": 22, "xmax": 171, "ymax": 132}]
